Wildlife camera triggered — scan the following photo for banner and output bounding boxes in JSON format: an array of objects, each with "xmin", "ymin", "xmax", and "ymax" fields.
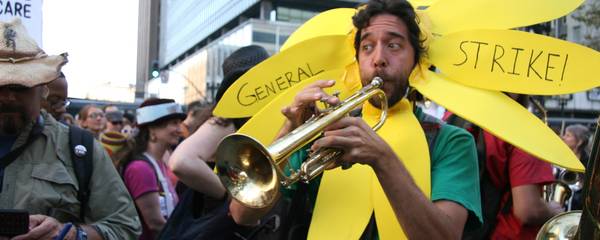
[{"xmin": 0, "ymin": 0, "xmax": 42, "ymax": 45}]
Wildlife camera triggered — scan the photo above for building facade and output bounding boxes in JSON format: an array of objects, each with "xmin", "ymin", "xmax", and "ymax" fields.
[
  {"xmin": 543, "ymin": 0, "xmax": 600, "ymax": 128},
  {"xmin": 137, "ymin": 0, "xmax": 364, "ymax": 104}
]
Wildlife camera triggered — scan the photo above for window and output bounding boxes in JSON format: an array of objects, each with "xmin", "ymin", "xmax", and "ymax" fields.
[
  {"xmin": 573, "ymin": 25, "xmax": 582, "ymax": 43},
  {"xmin": 276, "ymin": 7, "xmax": 317, "ymax": 23}
]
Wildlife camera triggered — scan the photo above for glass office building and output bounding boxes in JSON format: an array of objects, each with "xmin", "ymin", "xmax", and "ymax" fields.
[{"xmin": 144, "ymin": 0, "xmax": 363, "ymax": 104}]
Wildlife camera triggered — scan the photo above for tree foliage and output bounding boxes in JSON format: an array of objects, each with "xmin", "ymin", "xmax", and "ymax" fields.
[{"xmin": 572, "ymin": 1, "xmax": 600, "ymax": 50}]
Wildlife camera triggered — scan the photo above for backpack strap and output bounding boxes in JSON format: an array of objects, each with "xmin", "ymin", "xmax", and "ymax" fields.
[
  {"xmin": 419, "ymin": 112, "xmax": 443, "ymax": 154},
  {"xmin": 132, "ymin": 154, "xmax": 164, "ymax": 193},
  {"xmin": 499, "ymin": 143, "xmax": 514, "ymax": 215},
  {"xmin": 68, "ymin": 125, "xmax": 94, "ymax": 223},
  {"xmin": 446, "ymin": 115, "xmax": 514, "ymax": 239}
]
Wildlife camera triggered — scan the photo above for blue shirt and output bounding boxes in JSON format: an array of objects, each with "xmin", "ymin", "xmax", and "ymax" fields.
[{"xmin": 0, "ymin": 135, "xmax": 17, "ymax": 159}]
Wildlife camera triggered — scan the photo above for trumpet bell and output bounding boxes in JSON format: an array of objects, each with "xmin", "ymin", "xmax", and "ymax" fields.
[{"xmin": 215, "ymin": 134, "xmax": 279, "ymax": 208}]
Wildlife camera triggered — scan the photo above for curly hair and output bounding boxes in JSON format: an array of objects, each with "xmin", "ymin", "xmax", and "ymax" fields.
[{"xmin": 353, "ymin": 0, "xmax": 425, "ymax": 63}]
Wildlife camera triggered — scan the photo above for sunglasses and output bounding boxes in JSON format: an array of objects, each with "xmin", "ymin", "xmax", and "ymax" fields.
[{"xmin": 110, "ymin": 121, "xmax": 123, "ymax": 125}]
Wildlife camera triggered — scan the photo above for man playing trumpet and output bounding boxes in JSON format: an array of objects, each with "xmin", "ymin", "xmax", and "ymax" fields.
[{"xmin": 229, "ymin": 0, "xmax": 483, "ymax": 239}]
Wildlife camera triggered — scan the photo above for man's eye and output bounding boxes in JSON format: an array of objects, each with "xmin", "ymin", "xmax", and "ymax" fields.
[
  {"xmin": 388, "ymin": 43, "xmax": 401, "ymax": 49},
  {"xmin": 361, "ymin": 44, "xmax": 373, "ymax": 51}
]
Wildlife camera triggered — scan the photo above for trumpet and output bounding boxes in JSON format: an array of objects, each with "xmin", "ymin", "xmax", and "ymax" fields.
[{"xmin": 215, "ymin": 77, "xmax": 387, "ymax": 208}]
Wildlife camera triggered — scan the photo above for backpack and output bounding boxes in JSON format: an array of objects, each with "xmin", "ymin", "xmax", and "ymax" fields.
[
  {"xmin": 445, "ymin": 115, "xmax": 512, "ymax": 240},
  {"xmin": 67, "ymin": 125, "xmax": 95, "ymax": 223}
]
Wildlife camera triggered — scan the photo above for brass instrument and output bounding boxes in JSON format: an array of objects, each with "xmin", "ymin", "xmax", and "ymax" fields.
[
  {"xmin": 558, "ymin": 169, "xmax": 584, "ymax": 193},
  {"xmin": 533, "ymin": 96, "xmax": 583, "ymax": 210},
  {"xmin": 537, "ymin": 117, "xmax": 600, "ymax": 240},
  {"xmin": 215, "ymin": 77, "xmax": 387, "ymax": 208},
  {"xmin": 543, "ymin": 180, "xmax": 573, "ymax": 207},
  {"xmin": 543, "ymin": 168, "xmax": 584, "ymax": 210}
]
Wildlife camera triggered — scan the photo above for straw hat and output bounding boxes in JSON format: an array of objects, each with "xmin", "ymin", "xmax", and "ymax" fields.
[{"xmin": 0, "ymin": 18, "xmax": 68, "ymax": 87}]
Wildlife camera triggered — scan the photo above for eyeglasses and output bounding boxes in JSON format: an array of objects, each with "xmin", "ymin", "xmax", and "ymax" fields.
[
  {"xmin": 49, "ymin": 99, "xmax": 70, "ymax": 109},
  {"xmin": 110, "ymin": 121, "xmax": 123, "ymax": 125},
  {"xmin": 88, "ymin": 112, "xmax": 104, "ymax": 119}
]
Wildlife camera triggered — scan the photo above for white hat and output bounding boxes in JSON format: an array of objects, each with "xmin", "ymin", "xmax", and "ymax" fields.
[{"xmin": 136, "ymin": 102, "xmax": 186, "ymax": 126}]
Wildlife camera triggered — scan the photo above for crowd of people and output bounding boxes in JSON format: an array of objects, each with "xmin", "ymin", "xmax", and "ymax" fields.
[{"xmin": 0, "ymin": 0, "xmax": 597, "ymax": 239}]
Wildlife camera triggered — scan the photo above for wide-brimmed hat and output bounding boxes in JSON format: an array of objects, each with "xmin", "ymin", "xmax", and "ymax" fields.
[
  {"xmin": 0, "ymin": 18, "xmax": 67, "ymax": 87},
  {"xmin": 215, "ymin": 45, "xmax": 269, "ymax": 102}
]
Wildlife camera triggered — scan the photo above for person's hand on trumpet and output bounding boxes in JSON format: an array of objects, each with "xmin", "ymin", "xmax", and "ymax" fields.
[
  {"xmin": 278, "ymin": 79, "xmax": 341, "ymax": 137},
  {"xmin": 278, "ymin": 79, "xmax": 397, "ymax": 171}
]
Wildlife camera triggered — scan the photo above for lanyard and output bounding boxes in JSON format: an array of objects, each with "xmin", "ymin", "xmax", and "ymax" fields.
[{"xmin": 143, "ymin": 153, "xmax": 175, "ymax": 217}]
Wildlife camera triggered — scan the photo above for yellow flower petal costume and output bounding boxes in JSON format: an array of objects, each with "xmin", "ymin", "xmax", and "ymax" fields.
[{"xmin": 214, "ymin": 1, "xmax": 596, "ymax": 239}]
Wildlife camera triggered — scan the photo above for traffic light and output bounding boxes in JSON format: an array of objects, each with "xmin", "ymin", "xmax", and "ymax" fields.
[{"xmin": 150, "ymin": 60, "xmax": 160, "ymax": 78}]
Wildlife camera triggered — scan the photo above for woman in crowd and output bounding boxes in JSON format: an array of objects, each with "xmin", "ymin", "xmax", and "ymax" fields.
[
  {"xmin": 562, "ymin": 124, "xmax": 591, "ymax": 167},
  {"xmin": 78, "ymin": 104, "xmax": 105, "ymax": 138},
  {"xmin": 120, "ymin": 98, "xmax": 185, "ymax": 239},
  {"xmin": 561, "ymin": 124, "xmax": 591, "ymax": 210}
]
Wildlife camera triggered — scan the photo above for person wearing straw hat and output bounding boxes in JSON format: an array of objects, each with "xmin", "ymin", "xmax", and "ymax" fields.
[{"xmin": 0, "ymin": 19, "xmax": 140, "ymax": 239}]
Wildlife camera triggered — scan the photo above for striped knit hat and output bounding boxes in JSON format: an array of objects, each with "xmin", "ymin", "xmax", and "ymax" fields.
[{"xmin": 100, "ymin": 131, "xmax": 127, "ymax": 156}]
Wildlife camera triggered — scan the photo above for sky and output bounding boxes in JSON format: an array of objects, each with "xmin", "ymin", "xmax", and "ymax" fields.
[{"xmin": 42, "ymin": 0, "xmax": 139, "ymax": 103}]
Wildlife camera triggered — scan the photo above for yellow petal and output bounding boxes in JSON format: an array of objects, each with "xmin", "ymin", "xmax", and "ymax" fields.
[
  {"xmin": 365, "ymin": 100, "xmax": 430, "ymax": 240},
  {"xmin": 281, "ymin": 8, "xmax": 356, "ymax": 51},
  {"xmin": 429, "ymin": 29, "xmax": 600, "ymax": 95},
  {"xmin": 309, "ymin": 99, "xmax": 431, "ymax": 240},
  {"xmin": 213, "ymin": 35, "xmax": 355, "ymax": 118},
  {"xmin": 410, "ymin": 68, "xmax": 584, "ymax": 172},
  {"xmin": 237, "ymin": 69, "xmax": 350, "ymax": 144},
  {"xmin": 308, "ymin": 165, "xmax": 374, "ymax": 240},
  {"xmin": 426, "ymin": 0, "xmax": 584, "ymax": 35}
]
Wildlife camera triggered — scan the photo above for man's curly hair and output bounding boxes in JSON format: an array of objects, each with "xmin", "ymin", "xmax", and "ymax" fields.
[{"xmin": 353, "ymin": 0, "xmax": 425, "ymax": 63}]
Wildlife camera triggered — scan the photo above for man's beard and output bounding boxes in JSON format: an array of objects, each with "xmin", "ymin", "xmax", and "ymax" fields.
[
  {"xmin": 366, "ymin": 72, "xmax": 409, "ymax": 109},
  {"xmin": 0, "ymin": 104, "xmax": 31, "ymax": 136}
]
